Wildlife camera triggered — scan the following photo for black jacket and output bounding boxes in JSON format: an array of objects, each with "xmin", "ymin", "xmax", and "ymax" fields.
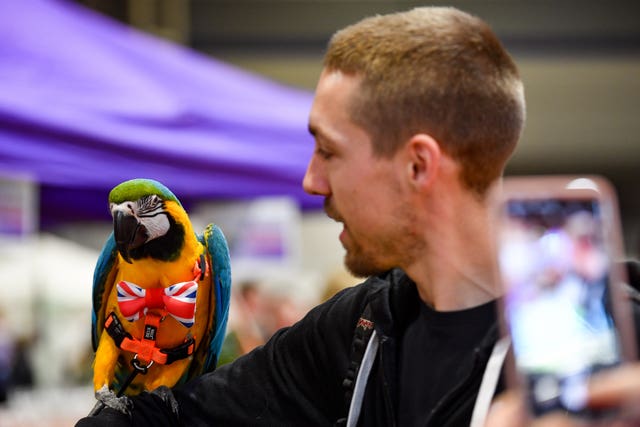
[{"xmin": 78, "ymin": 269, "xmax": 503, "ymax": 427}]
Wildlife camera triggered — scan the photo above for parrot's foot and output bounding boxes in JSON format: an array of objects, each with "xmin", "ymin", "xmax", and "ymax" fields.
[{"xmin": 94, "ymin": 385, "xmax": 133, "ymax": 415}]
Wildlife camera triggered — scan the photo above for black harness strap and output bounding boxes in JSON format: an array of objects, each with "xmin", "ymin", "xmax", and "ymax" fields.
[
  {"xmin": 198, "ymin": 253, "xmax": 207, "ymax": 281},
  {"xmin": 160, "ymin": 337, "xmax": 196, "ymax": 365},
  {"xmin": 104, "ymin": 312, "xmax": 195, "ymax": 365},
  {"xmin": 105, "ymin": 311, "xmax": 133, "ymax": 348}
]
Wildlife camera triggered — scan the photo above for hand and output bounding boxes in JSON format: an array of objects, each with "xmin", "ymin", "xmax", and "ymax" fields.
[
  {"xmin": 587, "ymin": 363, "xmax": 640, "ymax": 410},
  {"xmin": 484, "ymin": 391, "xmax": 580, "ymax": 427},
  {"xmin": 485, "ymin": 364, "xmax": 640, "ymax": 427}
]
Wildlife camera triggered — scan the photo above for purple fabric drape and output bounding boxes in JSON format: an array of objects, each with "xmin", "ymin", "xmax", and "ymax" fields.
[{"xmin": 0, "ymin": 0, "xmax": 319, "ymax": 227}]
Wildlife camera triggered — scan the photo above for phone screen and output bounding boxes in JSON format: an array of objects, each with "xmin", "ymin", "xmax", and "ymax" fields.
[{"xmin": 497, "ymin": 197, "xmax": 623, "ymax": 416}]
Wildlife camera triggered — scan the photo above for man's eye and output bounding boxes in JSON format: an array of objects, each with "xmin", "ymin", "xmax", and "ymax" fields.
[{"xmin": 316, "ymin": 148, "xmax": 333, "ymax": 159}]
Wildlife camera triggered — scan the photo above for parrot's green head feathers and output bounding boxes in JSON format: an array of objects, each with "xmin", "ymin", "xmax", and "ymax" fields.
[
  {"xmin": 108, "ymin": 179, "xmax": 187, "ymax": 263},
  {"xmin": 109, "ymin": 178, "xmax": 182, "ymax": 207}
]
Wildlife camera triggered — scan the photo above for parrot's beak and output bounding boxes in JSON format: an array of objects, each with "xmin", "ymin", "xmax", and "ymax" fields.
[{"xmin": 113, "ymin": 211, "xmax": 148, "ymax": 263}]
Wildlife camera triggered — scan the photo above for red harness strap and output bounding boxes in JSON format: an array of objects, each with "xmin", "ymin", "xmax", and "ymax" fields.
[
  {"xmin": 122, "ymin": 311, "xmax": 166, "ymax": 365},
  {"xmin": 104, "ymin": 311, "xmax": 195, "ymax": 366}
]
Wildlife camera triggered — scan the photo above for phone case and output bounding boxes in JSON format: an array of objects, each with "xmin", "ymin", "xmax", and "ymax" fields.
[{"xmin": 489, "ymin": 175, "xmax": 636, "ymax": 418}]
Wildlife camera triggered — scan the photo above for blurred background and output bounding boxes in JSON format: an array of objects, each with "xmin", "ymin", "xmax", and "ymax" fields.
[{"xmin": 0, "ymin": 0, "xmax": 638, "ymax": 425}]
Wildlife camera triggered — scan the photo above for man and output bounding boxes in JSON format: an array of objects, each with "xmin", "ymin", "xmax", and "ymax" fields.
[{"xmin": 78, "ymin": 6, "xmax": 525, "ymax": 426}]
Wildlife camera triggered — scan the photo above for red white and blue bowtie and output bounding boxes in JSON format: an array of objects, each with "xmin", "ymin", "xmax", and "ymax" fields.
[{"xmin": 116, "ymin": 280, "xmax": 198, "ymax": 328}]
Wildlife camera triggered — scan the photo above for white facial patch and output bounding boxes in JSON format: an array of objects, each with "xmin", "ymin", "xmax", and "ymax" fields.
[{"xmin": 142, "ymin": 213, "xmax": 170, "ymax": 241}]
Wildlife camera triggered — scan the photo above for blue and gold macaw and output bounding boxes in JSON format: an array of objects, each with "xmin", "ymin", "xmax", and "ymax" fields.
[{"xmin": 91, "ymin": 178, "xmax": 231, "ymax": 398}]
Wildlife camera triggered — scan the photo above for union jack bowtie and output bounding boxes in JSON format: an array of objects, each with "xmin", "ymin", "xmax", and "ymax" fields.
[{"xmin": 116, "ymin": 281, "xmax": 198, "ymax": 328}]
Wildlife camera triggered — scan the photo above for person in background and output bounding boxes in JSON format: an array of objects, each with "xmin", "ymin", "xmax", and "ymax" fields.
[
  {"xmin": 77, "ymin": 6, "xmax": 639, "ymax": 426},
  {"xmin": 0, "ymin": 310, "xmax": 15, "ymax": 404},
  {"xmin": 9, "ymin": 336, "xmax": 34, "ymax": 389},
  {"xmin": 320, "ymin": 268, "xmax": 360, "ymax": 303},
  {"xmin": 219, "ymin": 280, "xmax": 309, "ymax": 365}
]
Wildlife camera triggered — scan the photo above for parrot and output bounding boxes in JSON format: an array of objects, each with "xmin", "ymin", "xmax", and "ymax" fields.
[{"xmin": 90, "ymin": 178, "xmax": 231, "ymax": 407}]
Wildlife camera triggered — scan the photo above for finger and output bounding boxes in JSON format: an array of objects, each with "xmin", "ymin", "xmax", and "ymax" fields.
[
  {"xmin": 484, "ymin": 391, "xmax": 526, "ymax": 427},
  {"xmin": 530, "ymin": 413, "xmax": 583, "ymax": 427},
  {"xmin": 588, "ymin": 364, "xmax": 640, "ymax": 409}
]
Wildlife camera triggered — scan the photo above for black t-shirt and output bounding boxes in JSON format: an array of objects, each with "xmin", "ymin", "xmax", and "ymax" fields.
[{"xmin": 397, "ymin": 299, "xmax": 497, "ymax": 427}]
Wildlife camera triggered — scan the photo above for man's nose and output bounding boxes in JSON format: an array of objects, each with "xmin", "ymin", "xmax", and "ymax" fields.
[{"xmin": 302, "ymin": 157, "xmax": 329, "ymax": 196}]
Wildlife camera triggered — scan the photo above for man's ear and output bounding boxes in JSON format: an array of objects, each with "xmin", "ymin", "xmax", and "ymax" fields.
[{"xmin": 406, "ymin": 134, "xmax": 441, "ymax": 189}]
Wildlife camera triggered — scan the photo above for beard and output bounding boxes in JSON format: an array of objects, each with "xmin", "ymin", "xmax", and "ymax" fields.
[
  {"xmin": 324, "ymin": 197, "xmax": 422, "ymax": 278},
  {"xmin": 344, "ymin": 242, "xmax": 387, "ymax": 278}
]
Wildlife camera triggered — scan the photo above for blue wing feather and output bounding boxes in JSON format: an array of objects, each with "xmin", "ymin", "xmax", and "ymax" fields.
[
  {"xmin": 202, "ymin": 224, "xmax": 232, "ymax": 371},
  {"xmin": 91, "ymin": 232, "xmax": 119, "ymax": 351}
]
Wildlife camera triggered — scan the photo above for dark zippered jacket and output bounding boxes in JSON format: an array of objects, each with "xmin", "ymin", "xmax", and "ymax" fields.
[{"xmin": 77, "ymin": 268, "xmax": 506, "ymax": 427}]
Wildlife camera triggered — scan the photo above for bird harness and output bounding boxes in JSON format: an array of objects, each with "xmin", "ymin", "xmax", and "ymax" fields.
[{"xmin": 104, "ymin": 254, "xmax": 208, "ymax": 395}]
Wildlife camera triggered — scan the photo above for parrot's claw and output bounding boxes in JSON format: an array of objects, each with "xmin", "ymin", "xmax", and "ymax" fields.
[{"xmin": 94, "ymin": 385, "xmax": 133, "ymax": 415}]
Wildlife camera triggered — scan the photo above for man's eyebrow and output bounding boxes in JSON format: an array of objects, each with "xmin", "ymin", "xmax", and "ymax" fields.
[{"xmin": 308, "ymin": 123, "xmax": 336, "ymax": 147}]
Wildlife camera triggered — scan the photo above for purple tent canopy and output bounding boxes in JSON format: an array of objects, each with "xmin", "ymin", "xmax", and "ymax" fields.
[{"xmin": 0, "ymin": 0, "xmax": 320, "ymax": 228}]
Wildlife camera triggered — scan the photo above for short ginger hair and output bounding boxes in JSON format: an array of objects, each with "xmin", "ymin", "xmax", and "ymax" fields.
[{"xmin": 324, "ymin": 7, "xmax": 526, "ymax": 195}]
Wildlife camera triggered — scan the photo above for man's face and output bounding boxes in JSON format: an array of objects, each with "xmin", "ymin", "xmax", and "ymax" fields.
[{"xmin": 303, "ymin": 70, "xmax": 419, "ymax": 277}]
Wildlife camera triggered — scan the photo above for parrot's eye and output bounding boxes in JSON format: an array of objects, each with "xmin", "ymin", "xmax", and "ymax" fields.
[{"xmin": 138, "ymin": 195, "xmax": 164, "ymax": 218}]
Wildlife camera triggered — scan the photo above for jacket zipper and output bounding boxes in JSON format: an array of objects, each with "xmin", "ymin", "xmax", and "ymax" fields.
[
  {"xmin": 424, "ymin": 348, "xmax": 485, "ymax": 426},
  {"xmin": 378, "ymin": 336, "xmax": 397, "ymax": 427}
]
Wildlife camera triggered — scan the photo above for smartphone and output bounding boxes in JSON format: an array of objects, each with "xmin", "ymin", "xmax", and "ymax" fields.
[{"xmin": 490, "ymin": 175, "xmax": 636, "ymax": 419}]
